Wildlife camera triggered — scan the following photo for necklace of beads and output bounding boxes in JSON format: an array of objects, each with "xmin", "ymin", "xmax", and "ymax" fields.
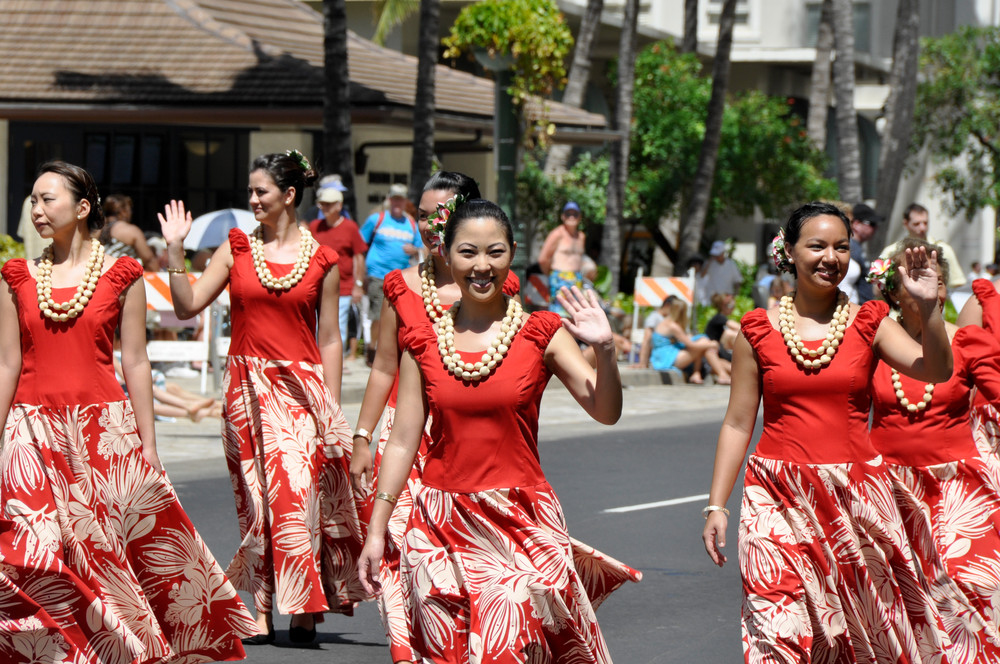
[
  {"xmin": 436, "ymin": 297, "xmax": 523, "ymax": 382},
  {"xmin": 36, "ymin": 238, "xmax": 104, "ymax": 322},
  {"xmin": 420, "ymin": 259, "xmax": 445, "ymax": 322},
  {"xmin": 250, "ymin": 225, "xmax": 314, "ymax": 291},
  {"xmin": 890, "ymin": 368, "xmax": 934, "ymax": 412},
  {"xmin": 777, "ymin": 291, "xmax": 850, "ymax": 369}
]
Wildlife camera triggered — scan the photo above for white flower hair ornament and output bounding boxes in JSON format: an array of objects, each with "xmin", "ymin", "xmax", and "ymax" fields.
[
  {"xmin": 426, "ymin": 193, "xmax": 467, "ymax": 257},
  {"xmin": 770, "ymin": 229, "xmax": 792, "ymax": 273}
]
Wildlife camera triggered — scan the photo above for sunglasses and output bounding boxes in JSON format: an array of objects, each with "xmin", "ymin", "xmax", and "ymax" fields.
[
  {"xmin": 563, "ymin": 210, "xmax": 581, "ymax": 218},
  {"xmin": 857, "ymin": 219, "xmax": 877, "ymax": 227}
]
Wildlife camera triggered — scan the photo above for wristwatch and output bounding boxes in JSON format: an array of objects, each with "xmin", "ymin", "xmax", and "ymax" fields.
[{"xmin": 355, "ymin": 279, "xmax": 364, "ymax": 287}]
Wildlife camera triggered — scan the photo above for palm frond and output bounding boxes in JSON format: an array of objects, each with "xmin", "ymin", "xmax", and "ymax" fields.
[{"xmin": 373, "ymin": 0, "xmax": 420, "ymax": 45}]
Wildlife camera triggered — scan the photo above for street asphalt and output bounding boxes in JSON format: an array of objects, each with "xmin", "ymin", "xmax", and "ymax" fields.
[{"xmin": 158, "ymin": 362, "xmax": 748, "ymax": 663}]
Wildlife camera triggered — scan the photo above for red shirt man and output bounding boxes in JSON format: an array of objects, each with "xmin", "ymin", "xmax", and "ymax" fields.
[{"xmin": 309, "ymin": 186, "xmax": 367, "ymax": 342}]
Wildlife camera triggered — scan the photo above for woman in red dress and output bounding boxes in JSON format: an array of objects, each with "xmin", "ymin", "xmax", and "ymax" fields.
[
  {"xmin": 869, "ymin": 237, "xmax": 1000, "ymax": 662},
  {"xmin": 159, "ymin": 151, "xmax": 365, "ymax": 645},
  {"xmin": 351, "ymin": 175, "xmax": 640, "ymax": 662},
  {"xmin": 702, "ymin": 202, "xmax": 955, "ymax": 662},
  {"xmin": 957, "ymin": 276, "xmax": 1000, "ymax": 459},
  {"xmin": 358, "ymin": 199, "xmax": 633, "ymax": 662},
  {"xmin": 0, "ymin": 161, "xmax": 256, "ymax": 663}
]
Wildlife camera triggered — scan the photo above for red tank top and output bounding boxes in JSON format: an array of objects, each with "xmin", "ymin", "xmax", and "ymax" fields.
[
  {"xmin": 2, "ymin": 257, "xmax": 142, "ymax": 407},
  {"xmin": 871, "ymin": 326, "xmax": 1000, "ymax": 465},
  {"xmin": 740, "ymin": 300, "xmax": 888, "ymax": 464},
  {"xmin": 400, "ymin": 310, "xmax": 563, "ymax": 493},
  {"xmin": 226, "ymin": 229, "xmax": 338, "ymax": 363}
]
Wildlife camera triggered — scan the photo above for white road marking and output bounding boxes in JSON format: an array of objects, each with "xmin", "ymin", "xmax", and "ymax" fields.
[{"xmin": 604, "ymin": 493, "xmax": 710, "ymax": 514}]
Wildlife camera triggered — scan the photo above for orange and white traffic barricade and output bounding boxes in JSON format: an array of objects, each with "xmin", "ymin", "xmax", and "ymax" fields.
[
  {"xmin": 522, "ymin": 271, "xmax": 551, "ymax": 311},
  {"xmin": 142, "ymin": 271, "xmax": 220, "ymax": 394}
]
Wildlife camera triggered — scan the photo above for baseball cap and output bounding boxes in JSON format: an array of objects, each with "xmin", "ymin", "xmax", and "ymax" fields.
[
  {"xmin": 709, "ymin": 240, "xmax": 727, "ymax": 257},
  {"xmin": 562, "ymin": 201, "xmax": 581, "ymax": 214},
  {"xmin": 852, "ymin": 202, "xmax": 883, "ymax": 226},
  {"xmin": 388, "ymin": 183, "xmax": 408, "ymax": 199},
  {"xmin": 317, "ymin": 187, "xmax": 343, "ymax": 204}
]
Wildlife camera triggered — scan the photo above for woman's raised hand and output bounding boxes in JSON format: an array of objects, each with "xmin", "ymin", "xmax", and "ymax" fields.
[
  {"xmin": 157, "ymin": 200, "xmax": 193, "ymax": 247},
  {"xmin": 899, "ymin": 246, "xmax": 941, "ymax": 309},
  {"xmin": 557, "ymin": 286, "xmax": 613, "ymax": 348}
]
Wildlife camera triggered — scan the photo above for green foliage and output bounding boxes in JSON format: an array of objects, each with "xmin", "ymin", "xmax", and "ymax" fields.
[
  {"xmin": 914, "ymin": 27, "xmax": 1000, "ymax": 219},
  {"xmin": 0, "ymin": 234, "xmax": 24, "ymax": 265},
  {"xmin": 629, "ymin": 40, "xmax": 837, "ymax": 232},
  {"xmin": 372, "ymin": 0, "xmax": 418, "ymax": 45},
  {"xmin": 516, "ymin": 151, "xmax": 619, "ymax": 235},
  {"xmin": 442, "ymin": 0, "xmax": 573, "ymax": 106}
]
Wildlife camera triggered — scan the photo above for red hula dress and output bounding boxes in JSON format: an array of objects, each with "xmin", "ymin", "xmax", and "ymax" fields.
[
  {"xmin": 367, "ymin": 272, "xmax": 640, "ymax": 662},
  {"xmin": 221, "ymin": 229, "xmax": 365, "ymax": 616},
  {"xmin": 870, "ymin": 326, "xmax": 1000, "ymax": 662},
  {"xmin": 392, "ymin": 310, "xmax": 632, "ymax": 664},
  {"xmin": 739, "ymin": 301, "xmax": 951, "ymax": 664},
  {"xmin": 968, "ymin": 279, "xmax": 1000, "ymax": 459},
  {"xmin": 0, "ymin": 257, "xmax": 256, "ymax": 664}
]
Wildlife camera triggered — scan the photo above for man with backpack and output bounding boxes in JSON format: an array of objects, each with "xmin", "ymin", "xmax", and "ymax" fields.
[{"xmin": 360, "ymin": 183, "xmax": 422, "ymax": 363}]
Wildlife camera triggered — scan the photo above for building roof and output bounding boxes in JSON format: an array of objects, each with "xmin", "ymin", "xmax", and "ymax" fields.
[{"xmin": 0, "ymin": 0, "xmax": 608, "ymax": 132}]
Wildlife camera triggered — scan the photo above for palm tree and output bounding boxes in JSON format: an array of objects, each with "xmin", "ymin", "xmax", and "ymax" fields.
[
  {"xmin": 873, "ymin": 0, "xmax": 920, "ymax": 252},
  {"xmin": 676, "ymin": 0, "xmax": 737, "ymax": 275},
  {"xmin": 322, "ymin": 0, "xmax": 357, "ymax": 216},
  {"xmin": 831, "ymin": 0, "xmax": 862, "ymax": 203},
  {"xmin": 544, "ymin": 0, "xmax": 604, "ymax": 177},
  {"xmin": 602, "ymin": 0, "xmax": 639, "ymax": 295},
  {"xmin": 409, "ymin": 0, "xmax": 440, "ymax": 201},
  {"xmin": 807, "ymin": 0, "xmax": 833, "ymax": 149},
  {"xmin": 682, "ymin": 0, "xmax": 698, "ymax": 53}
]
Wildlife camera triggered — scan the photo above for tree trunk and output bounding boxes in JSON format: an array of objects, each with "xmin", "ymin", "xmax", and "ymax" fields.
[
  {"xmin": 544, "ymin": 0, "xmax": 604, "ymax": 177},
  {"xmin": 408, "ymin": 0, "xmax": 439, "ymax": 201},
  {"xmin": 681, "ymin": 0, "xmax": 698, "ymax": 53},
  {"xmin": 872, "ymin": 0, "xmax": 920, "ymax": 253},
  {"xmin": 676, "ymin": 0, "xmax": 737, "ymax": 275},
  {"xmin": 602, "ymin": 0, "xmax": 639, "ymax": 295},
  {"xmin": 807, "ymin": 0, "xmax": 833, "ymax": 149},
  {"xmin": 322, "ymin": 0, "xmax": 357, "ymax": 216},
  {"xmin": 831, "ymin": 0, "xmax": 862, "ymax": 203}
]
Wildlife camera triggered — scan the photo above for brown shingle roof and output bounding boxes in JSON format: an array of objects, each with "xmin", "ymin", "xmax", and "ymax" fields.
[{"xmin": 0, "ymin": 0, "xmax": 607, "ymax": 129}]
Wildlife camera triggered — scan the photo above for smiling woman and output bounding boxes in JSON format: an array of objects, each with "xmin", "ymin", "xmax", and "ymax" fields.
[
  {"xmin": 159, "ymin": 150, "xmax": 366, "ymax": 647},
  {"xmin": 702, "ymin": 201, "xmax": 959, "ymax": 662},
  {"xmin": 358, "ymin": 198, "xmax": 640, "ymax": 663}
]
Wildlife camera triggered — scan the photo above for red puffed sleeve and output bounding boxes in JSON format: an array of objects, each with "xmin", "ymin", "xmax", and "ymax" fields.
[
  {"xmin": 228, "ymin": 228, "xmax": 249, "ymax": 254},
  {"xmin": 851, "ymin": 299, "xmax": 890, "ymax": 346},
  {"xmin": 0, "ymin": 258, "xmax": 28, "ymax": 290},
  {"xmin": 104, "ymin": 257, "xmax": 144, "ymax": 296},
  {"xmin": 519, "ymin": 310, "xmax": 564, "ymax": 352},
  {"xmin": 955, "ymin": 325, "xmax": 1000, "ymax": 403}
]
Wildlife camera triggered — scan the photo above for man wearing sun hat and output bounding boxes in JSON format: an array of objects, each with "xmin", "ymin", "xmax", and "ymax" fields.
[
  {"xmin": 698, "ymin": 239, "xmax": 743, "ymax": 306},
  {"xmin": 310, "ymin": 185, "xmax": 367, "ymax": 348},
  {"xmin": 538, "ymin": 201, "xmax": 588, "ymax": 316}
]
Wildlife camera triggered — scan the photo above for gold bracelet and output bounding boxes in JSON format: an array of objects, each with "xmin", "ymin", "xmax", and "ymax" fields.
[
  {"xmin": 353, "ymin": 427, "xmax": 373, "ymax": 443},
  {"xmin": 702, "ymin": 504, "xmax": 730, "ymax": 519},
  {"xmin": 375, "ymin": 491, "xmax": 397, "ymax": 505},
  {"xmin": 166, "ymin": 267, "xmax": 186, "ymax": 274}
]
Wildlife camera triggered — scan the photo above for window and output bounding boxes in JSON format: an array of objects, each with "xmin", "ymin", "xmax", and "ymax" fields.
[
  {"xmin": 699, "ymin": 0, "xmax": 760, "ymax": 41},
  {"xmin": 806, "ymin": 1, "xmax": 871, "ymax": 53}
]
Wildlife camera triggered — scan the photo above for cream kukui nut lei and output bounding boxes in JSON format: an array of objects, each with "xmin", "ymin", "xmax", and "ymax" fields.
[
  {"xmin": 420, "ymin": 259, "xmax": 445, "ymax": 322},
  {"xmin": 891, "ymin": 368, "xmax": 934, "ymax": 413},
  {"xmin": 437, "ymin": 297, "xmax": 523, "ymax": 382},
  {"xmin": 250, "ymin": 225, "xmax": 314, "ymax": 291},
  {"xmin": 778, "ymin": 291, "xmax": 850, "ymax": 369},
  {"xmin": 36, "ymin": 238, "xmax": 104, "ymax": 322}
]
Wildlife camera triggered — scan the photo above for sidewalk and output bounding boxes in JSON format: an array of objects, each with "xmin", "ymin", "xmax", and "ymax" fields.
[{"xmin": 156, "ymin": 361, "xmax": 732, "ymax": 464}]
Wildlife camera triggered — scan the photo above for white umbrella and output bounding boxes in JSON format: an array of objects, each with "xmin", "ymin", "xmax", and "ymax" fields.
[{"xmin": 183, "ymin": 208, "xmax": 258, "ymax": 251}]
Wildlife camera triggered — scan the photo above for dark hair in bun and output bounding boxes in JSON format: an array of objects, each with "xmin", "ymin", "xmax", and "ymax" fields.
[
  {"xmin": 37, "ymin": 161, "xmax": 105, "ymax": 232},
  {"xmin": 250, "ymin": 151, "xmax": 318, "ymax": 207}
]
